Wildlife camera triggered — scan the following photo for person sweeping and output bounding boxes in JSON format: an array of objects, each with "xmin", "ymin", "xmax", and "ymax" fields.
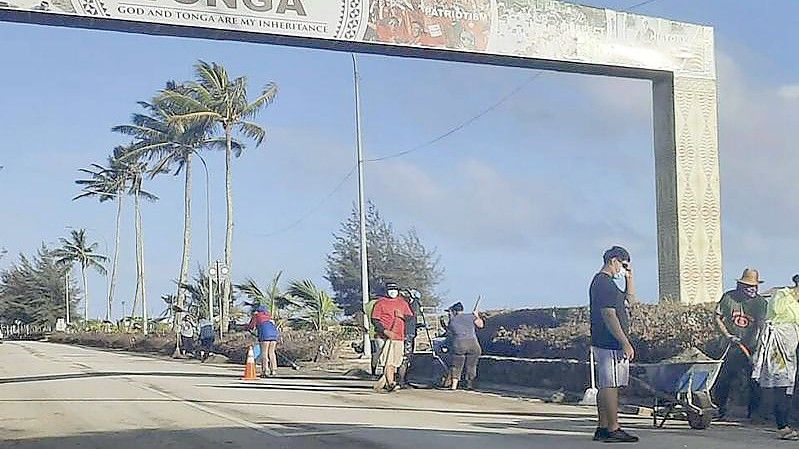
[
  {"xmin": 248, "ymin": 305, "xmax": 279, "ymax": 378},
  {"xmin": 371, "ymin": 282, "xmax": 413, "ymax": 393}
]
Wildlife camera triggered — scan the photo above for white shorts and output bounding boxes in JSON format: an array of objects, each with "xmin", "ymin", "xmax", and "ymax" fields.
[
  {"xmin": 593, "ymin": 346, "xmax": 630, "ymax": 388},
  {"xmin": 378, "ymin": 340, "xmax": 405, "ymax": 368}
]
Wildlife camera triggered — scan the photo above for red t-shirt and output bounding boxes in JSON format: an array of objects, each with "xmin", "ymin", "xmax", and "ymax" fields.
[{"xmin": 371, "ymin": 296, "xmax": 413, "ymax": 341}]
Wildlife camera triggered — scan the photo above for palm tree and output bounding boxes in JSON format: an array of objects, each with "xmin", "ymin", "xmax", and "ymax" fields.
[
  {"xmin": 159, "ymin": 61, "xmax": 278, "ymax": 329},
  {"xmin": 74, "ymin": 155, "xmax": 128, "ymax": 322},
  {"xmin": 287, "ymin": 279, "xmax": 340, "ymax": 331},
  {"xmin": 54, "ymin": 229, "xmax": 108, "ymax": 322},
  {"xmin": 235, "ymin": 271, "xmax": 301, "ymax": 320},
  {"xmin": 113, "ymin": 86, "xmax": 227, "ymax": 323},
  {"xmin": 116, "ymin": 148, "xmax": 158, "ymax": 332}
]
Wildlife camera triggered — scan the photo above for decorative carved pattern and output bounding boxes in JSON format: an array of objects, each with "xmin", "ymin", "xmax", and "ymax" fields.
[
  {"xmin": 671, "ymin": 76, "xmax": 722, "ymax": 304},
  {"xmin": 341, "ymin": 0, "xmax": 361, "ymax": 40},
  {"xmin": 78, "ymin": 0, "xmax": 108, "ymax": 16}
]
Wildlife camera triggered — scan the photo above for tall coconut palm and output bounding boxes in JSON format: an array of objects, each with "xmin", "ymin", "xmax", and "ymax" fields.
[
  {"xmin": 116, "ymin": 149, "xmax": 158, "ymax": 332},
  {"xmin": 74, "ymin": 154, "xmax": 128, "ymax": 322},
  {"xmin": 54, "ymin": 229, "xmax": 108, "ymax": 322},
  {"xmin": 113, "ymin": 86, "xmax": 226, "ymax": 324},
  {"xmin": 159, "ymin": 61, "xmax": 278, "ymax": 329}
]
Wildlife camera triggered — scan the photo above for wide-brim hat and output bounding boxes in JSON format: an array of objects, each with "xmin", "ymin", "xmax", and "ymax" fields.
[{"xmin": 738, "ymin": 268, "xmax": 764, "ymax": 286}]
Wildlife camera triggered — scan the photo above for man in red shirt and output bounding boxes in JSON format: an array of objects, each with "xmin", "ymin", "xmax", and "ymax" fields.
[{"xmin": 371, "ymin": 281, "xmax": 413, "ymax": 392}]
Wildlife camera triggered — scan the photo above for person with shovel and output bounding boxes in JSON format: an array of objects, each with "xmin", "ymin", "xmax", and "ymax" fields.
[
  {"xmin": 446, "ymin": 301, "xmax": 484, "ymax": 391},
  {"xmin": 371, "ymin": 282, "xmax": 413, "ymax": 393},
  {"xmin": 714, "ymin": 268, "xmax": 767, "ymax": 420}
]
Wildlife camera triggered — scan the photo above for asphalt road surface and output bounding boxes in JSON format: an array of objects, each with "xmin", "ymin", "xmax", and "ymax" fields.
[{"xmin": 0, "ymin": 341, "xmax": 779, "ymax": 448}]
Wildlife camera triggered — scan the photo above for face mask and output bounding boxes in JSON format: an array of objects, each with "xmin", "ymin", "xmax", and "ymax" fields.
[
  {"xmin": 387, "ymin": 290, "xmax": 399, "ymax": 299},
  {"xmin": 742, "ymin": 285, "xmax": 758, "ymax": 298},
  {"xmin": 614, "ymin": 267, "xmax": 627, "ymax": 281}
]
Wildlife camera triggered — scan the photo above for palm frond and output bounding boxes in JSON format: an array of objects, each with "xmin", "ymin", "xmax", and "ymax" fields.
[
  {"xmin": 194, "ymin": 60, "xmax": 228, "ymax": 93},
  {"xmin": 237, "ymin": 121, "xmax": 266, "ymax": 147},
  {"xmin": 235, "ymin": 278, "xmax": 266, "ymax": 302},
  {"xmin": 241, "ymin": 83, "xmax": 278, "ymax": 120}
]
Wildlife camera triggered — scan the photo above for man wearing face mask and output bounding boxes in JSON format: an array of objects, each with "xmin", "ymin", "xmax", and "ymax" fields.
[
  {"xmin": 371, "ymin": 282, "xmax": 413, "ymax": 392},
  {"xmin": 590, "ymin": 246, "xmax": 639, "ymax": 443},
  {"xmin": 713, "ymin": 268, "xmax": 767, "ymax": 420}
]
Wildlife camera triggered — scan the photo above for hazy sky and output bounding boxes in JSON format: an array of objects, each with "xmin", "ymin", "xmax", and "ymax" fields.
[{"xmin": 1, "ymin": 0, "xmax": 798, "ymax": 318}]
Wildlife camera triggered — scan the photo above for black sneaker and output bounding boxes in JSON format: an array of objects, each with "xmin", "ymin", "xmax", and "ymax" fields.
[
  {"xmin": 593, "ymin": 427, "xmax": 609, "ymax": 441},
  {"xmin": 602, "ymin": 428, "xmax": 639, "ymax": 443}
]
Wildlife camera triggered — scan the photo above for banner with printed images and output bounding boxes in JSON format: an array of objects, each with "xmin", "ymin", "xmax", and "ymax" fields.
[
  {"xmin": 0, "ymin": 0, "xmax": 715, "ymax": 78},
  {"xmin": 363, "ymin": 0, "xmax": 492, "ymax": 52}
]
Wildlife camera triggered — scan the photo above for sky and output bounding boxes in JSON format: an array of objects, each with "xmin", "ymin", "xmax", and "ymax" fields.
[{"xmin": 1, "ymin": 0, "xmax": 798, "ymax": 319}]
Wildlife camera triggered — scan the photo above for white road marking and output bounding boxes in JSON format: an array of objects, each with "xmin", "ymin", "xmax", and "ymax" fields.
[{"xmin": 128, "ymin": 380, "xmax": 354, "ymax": 438}]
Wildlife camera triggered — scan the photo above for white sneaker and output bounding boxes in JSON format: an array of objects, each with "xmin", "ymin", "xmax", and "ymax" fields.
[{"xmin": 777, "ymin": 428, "xmax": 799, "ymax": 440}]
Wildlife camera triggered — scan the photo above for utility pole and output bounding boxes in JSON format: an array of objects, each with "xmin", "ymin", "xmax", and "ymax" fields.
[
  {"xmin": 64, "ymin": 267, "xmax": 70, "ymax": 325},
  {"xmin": 353, "ymin": 54, "xmax": 372, "ymax": 360}
]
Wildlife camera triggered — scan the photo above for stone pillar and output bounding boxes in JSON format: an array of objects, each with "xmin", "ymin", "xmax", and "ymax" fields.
[{"xmin": 653, "ymin": 76, "xmax": 723, "ymax": 304}]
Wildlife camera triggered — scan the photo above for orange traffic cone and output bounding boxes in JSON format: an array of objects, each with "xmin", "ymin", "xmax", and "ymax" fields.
[{"xmin": 242, "ymin": 346, "xmax": 257, "ymax": 381}]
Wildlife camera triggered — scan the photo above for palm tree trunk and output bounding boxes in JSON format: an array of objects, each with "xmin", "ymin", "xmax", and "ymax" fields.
[
  {"xmin": 106, "ymin": 193, "xmax": 123, "ymax": 322},
  {"xmin": 222, "ymin": 126, "xmax": 234, "ymax": 333},
  {"xmin": 132, "ymin": 192, "xmax": 143, "ymax": 323},
  {"xmin": 177, "ymin": 156, "xmax": 193, "ymax": 311},
  {"xmin": 173, "ymin": 156, "xmax": 193, "ymax": 355},
  {"xmin": 136, "ymin": 191, "xmax": 148, "ymax": 335},
  {"xmin": 82, "ymin": 264, "xmax": 89, "ymax": 323}
]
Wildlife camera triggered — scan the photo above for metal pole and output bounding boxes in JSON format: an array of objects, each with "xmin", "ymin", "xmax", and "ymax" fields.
[
  {"xmin": 353, "ymin": 54, "xmax": 372, "ymax": 360},
  {"xmin": 65, "ymin": 268, "xmax": 70, "ymax": 325},
  {"xmin": 199, "ymin": 155, "xmax": 214, "ymax": 325},
  {"xmin": 217, "ymin": 260, "xmax": 224, "ymax": 339}
]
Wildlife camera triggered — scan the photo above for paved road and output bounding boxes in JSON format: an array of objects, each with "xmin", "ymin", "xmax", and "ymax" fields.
[{"xmin": 0, "ymin": 342, "xmax": 778, "ymax": 448}]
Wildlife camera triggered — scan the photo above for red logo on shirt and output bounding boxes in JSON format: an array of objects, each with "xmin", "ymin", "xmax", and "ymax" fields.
[{"xmin": 731, "ymin": 310, "xmax": 752, "ymax": 328}]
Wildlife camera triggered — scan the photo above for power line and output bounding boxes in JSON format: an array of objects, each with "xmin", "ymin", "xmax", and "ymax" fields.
[
  {"xmin": 257, "ymin": 72, "xmax": 544, "ymax": 236},
  {"xmin": 257, "ymin": 165, "xmax": 357, "ymax": 237},
  {"xmin": 627, "ymin": 0, "xmax": 660, "ymax": 10},
  {"xmin": 366, "ymin": 72, "xmax": 543, "ymax": 162}
]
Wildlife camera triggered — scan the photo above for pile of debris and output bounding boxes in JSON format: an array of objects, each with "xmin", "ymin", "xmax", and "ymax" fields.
[{"xmin": 661, "ymin": 347, "xmax": 716, "ymax": 363}]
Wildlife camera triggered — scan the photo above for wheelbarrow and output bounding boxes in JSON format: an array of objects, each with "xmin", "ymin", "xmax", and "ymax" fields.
[{"xmin": 631, "ymin": 355, "xmax": 724, "ymax": 430}]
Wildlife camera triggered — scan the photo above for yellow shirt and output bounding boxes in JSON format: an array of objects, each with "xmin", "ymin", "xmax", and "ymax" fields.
[{"xmin": 767, "ymin": 288, "xmax": 799, "ymax": 325}]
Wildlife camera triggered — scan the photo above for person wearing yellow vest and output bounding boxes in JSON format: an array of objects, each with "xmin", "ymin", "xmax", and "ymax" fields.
[{"xmin": 752, "ymin": 275, "xmax": 799, "ymax": 440}]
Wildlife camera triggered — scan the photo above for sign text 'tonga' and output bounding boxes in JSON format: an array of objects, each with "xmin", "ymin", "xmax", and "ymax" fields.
[{"xmin": 173, "ymin": 0, "xmax": 306, "ymax": 15}]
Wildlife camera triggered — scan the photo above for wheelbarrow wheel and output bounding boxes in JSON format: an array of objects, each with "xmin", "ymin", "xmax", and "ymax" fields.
[{"xmin": 685, "ymin": 392, "xmax": 713, "ymax": 430}]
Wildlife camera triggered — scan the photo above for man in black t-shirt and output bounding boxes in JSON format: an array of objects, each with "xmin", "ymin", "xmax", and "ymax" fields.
[{"xmin": 589, "ymin": 246, "xmax": 639, "ymax": 443}]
